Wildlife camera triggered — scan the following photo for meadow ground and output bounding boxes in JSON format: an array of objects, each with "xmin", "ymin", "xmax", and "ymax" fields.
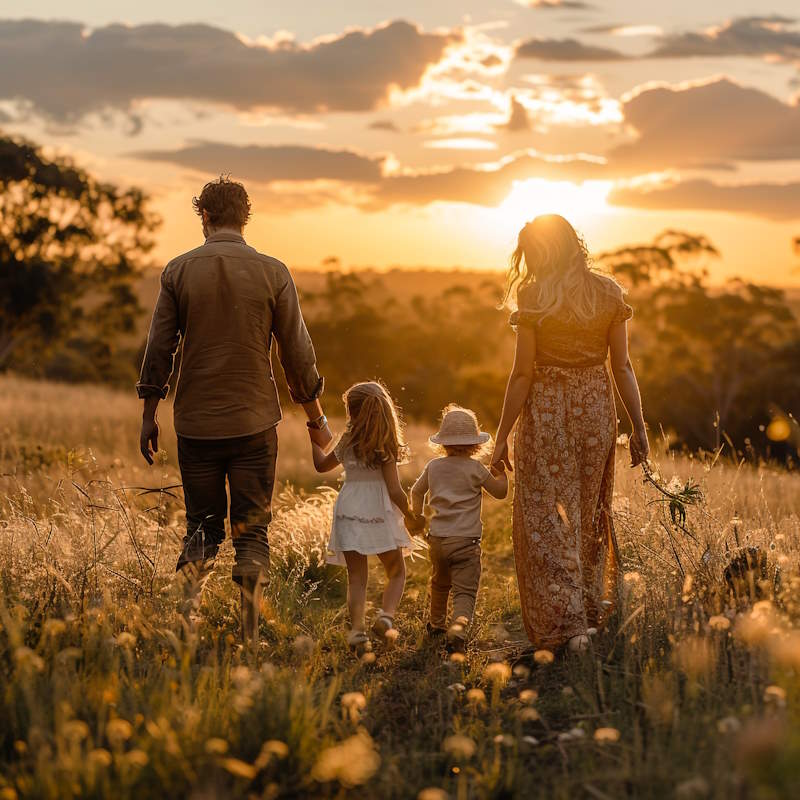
[{"xmin": 2, "ymin": 374, "xmax": 800, "ymax": 799}]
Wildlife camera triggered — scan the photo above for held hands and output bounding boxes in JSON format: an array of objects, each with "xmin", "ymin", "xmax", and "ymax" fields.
[
  {"xmin": 404, "ymin": 511, "xmax": 427, "ymax": 535},
  {"xmin": 630, "ymin": 426, "xmax": 650, "ymax": 468},
  {"xmin": 490, "ymin": 438, "xmax": 513, "ymax": 472},
  {"xmin": 308, "ymin": 423, "xmax": 334, "ymax": 449}
]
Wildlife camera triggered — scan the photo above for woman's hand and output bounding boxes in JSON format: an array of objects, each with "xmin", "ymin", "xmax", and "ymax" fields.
[
  {"xmin": 491, "ymin": 438, "xmax": 513, "ymax": 472},
  {"xmin": 630, "ymin": 426, "xmax": 649, "ymax": 467}
]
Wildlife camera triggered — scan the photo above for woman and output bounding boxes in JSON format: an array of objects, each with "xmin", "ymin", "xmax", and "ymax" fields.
[{"xmin": 491, "ymin": 215, "xmax": 648, "ymax": 653}]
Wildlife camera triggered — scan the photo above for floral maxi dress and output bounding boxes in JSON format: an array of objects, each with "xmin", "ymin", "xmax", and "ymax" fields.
[{"xmin": 510, "ymin": 277, "xmax": 633, "ymax": 650}]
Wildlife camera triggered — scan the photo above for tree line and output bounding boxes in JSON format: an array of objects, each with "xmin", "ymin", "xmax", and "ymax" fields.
[{"xmin": 2, "ymin": 134, "xmax": 798, "ymax": 460}]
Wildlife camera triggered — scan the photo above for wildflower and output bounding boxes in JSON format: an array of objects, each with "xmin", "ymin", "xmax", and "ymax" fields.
[
  {"xmin": 62, "ymin": 720, "xmax": 90, "ymax": 741},
  {"xmin": 512, "ymin": 663, "xmax": 530, "ymax": 680},
  {"xmin": 708, "ymin": 615, "xmax": 730, "ymax": 632},
  {"xmin": 717, "ymin": 716, "xmax": 741, "ymax": 734},
  {"xmin": 115, "ymin": 632, "xmax": 137, "ymax": 648},
  {"xmin": 418, "ymin": 789, "xmax": 449, "ymax": 800},
  {"xmin": 518, "ymin": 708, "xmax": 540, "ymax": 722},
  {"xmin": 623, "ymin": 571, "xmax": 642, "ymax": 584},
  {"xmin": 341, "ymin": 691, "xmax": 367, "ymax": 722},
  {"xmin": 446, "ymin": 683, "xmax": 466, "ymax": 693},
  {"xmin": 561, "ymin": 686, "xmax": 574, "ymax": 696},
  {"xmin": 522, "ymin": 735, "xmax": 539, "ymax": 746},
  {"xmin": 205, "ymin": 738, "xmax": 229, "ymax": 755},
  {"xmin": 221, "ymin": 758, "xmax": 257, "ymax": 780},
  {"xmin": 361, "ymin": 651, "xmax": 376, "ymax": 665},
  {"xmin": 442, "ymin": 734, "xmax": 476, "ymax": 760},
  {"xmin": 312, "ymin": 730, "xmax": 381, "ymax": 787},
  {"xmin": 764, "ymin": 685, "xmax": 787, "ymax": 707},
  {"xmin": 466, "ymin": 688, "xmax": 486, "ymax": 706},
  {"xmin": 384, "ymin": 628, "xmax": 399, "ymax": 644},
  {"xmin": 126, "ymin": 750, "xmax": 149, "ymax": 768},
  {"xmin": 493, "ymin": 734, "xmax": 514, "ymax": 747},
  {"xmin": 449, "ymin": 652, "xmax": 466, "ymax": 664},
  {"xmin": 43, "ymin": 619, "xmax": 66, "ymax": 638},
  {"xmin": 106, "ymin": 719, "xmax": 133, "ymax": 747},
  {"xmin": 533, "ymin": 649, "xmax": 554, "ymax": 665},
  {"xmin": 593, "ymin": 727, "xmax": 620, "ymax": 743},
  {"xmin": 519, "ymin": 689, "xmax": 538, "ymax": 704},
  {"xmin": 483, "ymin": 662, "xmax": 511, "ymax": 685},
  {"xmin": 88, "ymin": 748, "xmax": 112, "ymax": 768}
]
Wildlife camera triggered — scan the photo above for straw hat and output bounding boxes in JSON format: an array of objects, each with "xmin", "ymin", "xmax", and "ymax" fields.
[{"xmin": 430, "ymin": 407, "xmax": 490, "ymax": 447}]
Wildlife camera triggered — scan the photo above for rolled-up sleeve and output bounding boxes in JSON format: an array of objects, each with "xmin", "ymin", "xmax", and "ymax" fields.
[
  {"xmin": 273, "ymin": 272, "xmax": 323, "ymax": 404},
  {"xmin": 136, "ymin": 268, "xmax": 181, "ymax": 399}
]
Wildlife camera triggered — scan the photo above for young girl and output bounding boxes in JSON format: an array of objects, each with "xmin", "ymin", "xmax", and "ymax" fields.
[
  {"xmin": 411, "ymin": 405, "xmax": 508, "ymax": 653},
  {"xmin": 310, "ymin": 381, "xmax": 423, "ymax": 650}
]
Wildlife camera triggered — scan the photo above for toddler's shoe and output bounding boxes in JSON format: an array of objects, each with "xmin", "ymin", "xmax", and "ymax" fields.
[
  {"xmin": 426, "ymin": 622, "xmax": 446, "ymax": 638},
  {"xmin": 446, "ymin": 616, "xmax": 469, "ymax": 654}
]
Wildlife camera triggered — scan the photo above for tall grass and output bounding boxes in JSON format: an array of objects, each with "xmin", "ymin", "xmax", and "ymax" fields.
[{"xmin": 2, "ymin": 375, "xmax": 800, "ymax": 799}]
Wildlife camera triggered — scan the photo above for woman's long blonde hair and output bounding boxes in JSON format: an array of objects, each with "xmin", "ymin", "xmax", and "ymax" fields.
[
  {"xmin": 502, "ymin": 214, "xmax": 615, "ymax": 323},
  {"xmin": 338, "ymin": 381, "xmax": 409, "ymax": 468}
]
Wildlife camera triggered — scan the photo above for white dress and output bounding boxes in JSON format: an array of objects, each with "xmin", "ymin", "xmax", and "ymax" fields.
[{"xmin": 326, "ymin": 442, "xmax": 417, "ymax": 566}]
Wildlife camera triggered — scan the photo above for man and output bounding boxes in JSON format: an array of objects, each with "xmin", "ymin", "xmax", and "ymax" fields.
[{"xmin": 137, "ymin": 176, "xmax": 332, "ymax": 642}]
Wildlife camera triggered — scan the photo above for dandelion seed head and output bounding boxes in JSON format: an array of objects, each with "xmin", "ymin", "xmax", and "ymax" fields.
[
  {"xmin": 483, "ymin": 661, "xmax": 511, "ymax": 684},
  {"xmin": 466, "ymin": 688, "xmax": 486, "ymax": 705},
  {"xmin": 533, "ymin": 649, "xmax": 554, "ymax": 665},
  {"xmin": 442, "ymin": 734, "xmax": 476, "ymax": 760},
  {"xmin": 593, "ymin": 727, "xmax": 620, "ymax": 743}
]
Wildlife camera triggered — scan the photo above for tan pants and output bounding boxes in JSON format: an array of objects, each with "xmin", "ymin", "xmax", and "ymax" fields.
[{"xmin": 429, "ymin": 536, "xmax": 482, "ymax": 628}]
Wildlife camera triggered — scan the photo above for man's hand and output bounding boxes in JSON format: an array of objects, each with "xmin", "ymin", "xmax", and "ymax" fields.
[
  {"xmin": 140, "ymin": 417, "xmax": 160, "ymax": 465},
  {"xmin": 404, "ymin": 512, "xmax": 427, "ymax": 535},
  {"xmin": 309, "ymin": 423, "xmax": 334, "ymax": 450}
]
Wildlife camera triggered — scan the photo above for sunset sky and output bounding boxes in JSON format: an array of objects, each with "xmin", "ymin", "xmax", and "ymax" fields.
[{"xmin": 2, "ymin": 1, "xmax": 800, "ymax": 283}]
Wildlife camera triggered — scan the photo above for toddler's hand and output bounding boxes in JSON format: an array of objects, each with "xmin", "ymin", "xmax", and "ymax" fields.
[{"xmin": 405, "ymin": 512, "xmax": 426, "ymax": 534}]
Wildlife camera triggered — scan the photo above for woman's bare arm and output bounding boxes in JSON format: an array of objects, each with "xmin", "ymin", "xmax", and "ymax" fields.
[
  {"xmin": 491, "ymin": 326, "xmax": 537, "ymax": 470},
  {"xmin": 608, "ymin": 321, "xmax": 649, "ymax": 466}
]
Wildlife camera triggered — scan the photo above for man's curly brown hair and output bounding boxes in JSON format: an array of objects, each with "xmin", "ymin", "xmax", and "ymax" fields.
[{"xmin": 192, "ymin": 176, "xmax": 251, "ymax": 230}]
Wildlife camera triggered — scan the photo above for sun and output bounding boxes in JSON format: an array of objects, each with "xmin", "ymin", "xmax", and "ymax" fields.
[{"xmin": 497, "ymin": 178, "xmax": 614, "ymax": 225}]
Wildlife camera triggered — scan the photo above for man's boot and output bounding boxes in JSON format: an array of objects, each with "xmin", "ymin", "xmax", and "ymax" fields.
[{"xmin": 240, "ymin": 571, "xmax": 265, "ymax": 646}]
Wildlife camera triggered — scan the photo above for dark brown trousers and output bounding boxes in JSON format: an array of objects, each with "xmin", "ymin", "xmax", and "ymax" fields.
[{"xmin": 176, "ymin": 427, "xmax": 277, "ymax": 584}]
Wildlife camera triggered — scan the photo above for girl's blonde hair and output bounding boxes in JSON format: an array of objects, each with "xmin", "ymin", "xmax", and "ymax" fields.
[
  {"xmin": 502, "ymin": 214, "xmax": 619, "ymax": 324},
  {"xmin": 338, "ymin": 381, "xmax": 409, "ymax": 468}
]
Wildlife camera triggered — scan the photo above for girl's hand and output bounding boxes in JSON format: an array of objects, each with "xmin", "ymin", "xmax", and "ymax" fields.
[
  {"xmin": 630, "ymin": 426, "xmax": 649, "ymax": 467},
  {"xmin": 404, "ymin": 512, "xmax": 426, "ymax": 535},
  {"xmin": 491, "ymin": 438, "xmax": 513, "ymax": 472}
]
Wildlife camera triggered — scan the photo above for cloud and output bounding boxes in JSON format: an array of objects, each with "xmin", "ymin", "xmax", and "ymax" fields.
[
  {"xmin": 649, "ymin": 15, "xmax": 800, "ymax": 60},
  {"xmin": 499, "ymin": 96, "xmax": 531, "ymax": 132},
  {"xmin": 581, "ymin": 24, "xmax": 664, "ymax": 37},
  {"xmin": 0, "ymin": 19, "xmax": 459, "ymax": 123},
  {"xmin": 367, "ymin": 120, "xmax": 401, "ymax": 133},
  {"xmin": 516, "ymin": 38, "xmax": 627, "ymax": 61},
  {"xmin": 609, "ymin": 178, "xmax": 800, "ymax": 220},
  {"xmin": 369, "ymin": 152, "xmax": 606, "ymax": 208},
  {"xmin": 136, "ymin": 142, "xmax": 385, "ymax": 183},
  {"xmin": 609, "ymin": 78, "xmax": 800, "ymax": 170},
  {"xmin": 514, "ymin": 0, "xmax": 595, "ymax": 9}
]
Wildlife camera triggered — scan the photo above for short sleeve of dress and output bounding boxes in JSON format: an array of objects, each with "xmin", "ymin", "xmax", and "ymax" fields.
[
  {"xmin": 612, "ymin": 296, "xmax": 634, "ymax": 325},
  {"xmin": 509, "ymin": 309, "xmax": 540, "ymax": 329}
]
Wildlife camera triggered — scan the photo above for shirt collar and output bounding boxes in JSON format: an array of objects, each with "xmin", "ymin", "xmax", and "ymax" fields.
[{"xmin": 205, "ymin": 229, "xmax": 246, "ymax": 245}]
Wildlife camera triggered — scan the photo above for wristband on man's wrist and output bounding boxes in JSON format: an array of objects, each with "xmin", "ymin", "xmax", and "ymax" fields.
[{"xmin": 307, "ymin": 414, "xmax": 328, "ymax": 430}]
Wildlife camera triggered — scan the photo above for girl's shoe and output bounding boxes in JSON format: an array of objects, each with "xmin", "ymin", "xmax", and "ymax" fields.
[
  {"xmin": 371, "ymin": 611, "xmax": 395, "ymax": 639},
  {"xmin": 347, "ymin": 629, "xmax": 371, "ymax": 655}
]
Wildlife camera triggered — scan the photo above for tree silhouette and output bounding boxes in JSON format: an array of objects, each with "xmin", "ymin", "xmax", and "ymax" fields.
[{"xmin": 0, "ymin": 134, "xmax": 159, "ymax": 382}]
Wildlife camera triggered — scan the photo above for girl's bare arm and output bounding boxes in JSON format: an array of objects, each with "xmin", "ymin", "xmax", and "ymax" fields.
[
  {"xmin": 608, "ymin": 321, "xmax": 649, "ymax": 466},
  {"xmin": 311, "ymin": 441, "xmax": 340, "ymax": 473},
  {"xmin": 491, "ymin": 325, "xmax": 537, "ymax": 470},
  {"xmin": 381, "ymin": 460, "xmax": 414, "ymax": 519}
]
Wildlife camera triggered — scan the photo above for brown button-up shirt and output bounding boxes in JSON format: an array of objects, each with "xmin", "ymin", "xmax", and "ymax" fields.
[{"xmin": 137, "ymin": 231, "xmax": 322, "ymax": 439}]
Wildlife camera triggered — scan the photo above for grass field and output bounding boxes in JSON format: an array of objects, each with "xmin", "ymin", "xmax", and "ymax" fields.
[{"xmin": 2, "ymin": 374, "xmax": 800, "ymax": 799}]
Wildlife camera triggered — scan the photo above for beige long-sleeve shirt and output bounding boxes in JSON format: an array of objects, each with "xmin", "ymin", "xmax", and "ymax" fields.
[{"xmin": 136, "ymin": 231, "xmax": 322, "ymax": 439}]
